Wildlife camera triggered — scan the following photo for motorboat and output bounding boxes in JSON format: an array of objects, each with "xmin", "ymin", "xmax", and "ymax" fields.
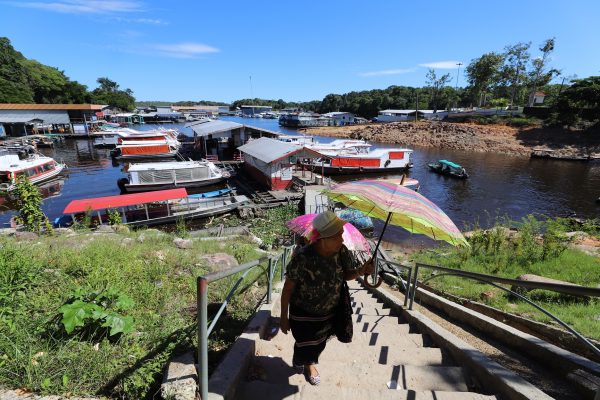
[
  {"xmin": 118, "ymin": 160, "xmax": 230, "ymax": 193},
  {"xmin": 301, "ymin": 147, "xmax": 413, "ymax": 175},
  {"xmin": 0, "ymin": 147, "xmax": 65, "ymax": 192},
  {"xmin": 54, "ymin": 188, "xmax": 250, "ymax": 228},
  {"xmin": 428, "ymin": 160, "xmax": 468, "ymax": 179}
]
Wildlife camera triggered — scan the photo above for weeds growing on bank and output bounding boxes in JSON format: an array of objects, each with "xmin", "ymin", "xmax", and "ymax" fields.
[
  {"xmin": 0, "ymin": 229, "xmax": 281, "ymax": 398},
  {"xmin": 411, "ymin": 215, "xmax": 600, "ymax": 339}
]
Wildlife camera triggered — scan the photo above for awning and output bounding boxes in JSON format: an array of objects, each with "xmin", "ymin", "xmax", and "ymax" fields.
[
  {"xmin": 187, "ymin": 120, "xmax": 244, "ymax": 137},
  {"xmin": 0, "ymin": 117, "xmax": 43, "ymax": 123},
  {"xmin": 0, "ymin": 110, "xmax": 70, "ymax": 124},
  {"xmin": 63, "ymin": 188, "xmax": 188, "ymax": 213}
]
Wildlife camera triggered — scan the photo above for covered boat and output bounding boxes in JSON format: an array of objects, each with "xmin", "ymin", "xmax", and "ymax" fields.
[
  {"xmin": 118, "ymin": 160, "xmax": 230, "ymax": 193},
  {"xmin": 428, "ymin": 160, "xmax": 468, "ymax": 179},
  {"xmin": 54, "ymin": 188, "xmax": 250, "ymax": 228},
  {"xmin": 302, "ymin": 147, "xmax": 413, "ymax": 175},
  {"xmin": 0, "ymin": 148, "xmax": 65, "ymax": 192},
  {"xmin": 110, "ymin": 139, "xmax": 179, "ymax": 160}
]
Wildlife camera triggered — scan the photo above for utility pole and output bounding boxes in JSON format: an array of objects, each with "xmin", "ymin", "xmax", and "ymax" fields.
[
  {"xmin": 455, "ymin": 62, "xmax": 463, "ymax": 111},
  {"xmin": 415, "ymin": 90, "xmax": 419, "ymax": 122}
]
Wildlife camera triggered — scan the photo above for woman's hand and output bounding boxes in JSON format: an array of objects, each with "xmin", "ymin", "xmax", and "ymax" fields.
[
  {"xmin": 280, "ymin": 315, "xmax": 290, "ymax": 334},
  {"xmin": 362, "ymin": 258, "xmax": 374, "ymax": 276}
]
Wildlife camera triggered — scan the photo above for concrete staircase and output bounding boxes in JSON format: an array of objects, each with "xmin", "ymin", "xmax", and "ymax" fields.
[{"xmin": 234, "ymin": 281, "xmax": 498, "ymax": 400}]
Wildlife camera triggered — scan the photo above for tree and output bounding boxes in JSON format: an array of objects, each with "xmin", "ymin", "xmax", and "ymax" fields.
[
  {"xmin": 552, "ymin": 76, "xmax": 600, "ymax": 127},
  {"xmin": 91, "ymin": 77, "xmax": 135, "ymax": 111},
  {"xmin": 425, "ymin": 69, "xmax": 451, "ymax": 112},
  {"xmin": 0, "ymin": 37, "xmax": 35, "ymax": 102},
  {"xmin": 465, "ymin": 52, "xmax": 504, "ymax": 107},
  {"xmin": 527, "ymin": 38, "xmax": 560, "ymax": 106},
  {"xmin": 501, "ymin": 42, "xmax": 531, "ymax": 108},
  {"xmin": 12, "ymin": 175, "xmax": 52, "ymax": 233},
  {"xmin": 96, "ymin": 77, "xmax": 120, "ymax": 92}
]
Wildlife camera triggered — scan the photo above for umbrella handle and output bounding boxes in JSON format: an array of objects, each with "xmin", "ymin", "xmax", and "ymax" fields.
[{"xmin": 363, "ymin": 272, "xmax": 383, "ymax": 288}]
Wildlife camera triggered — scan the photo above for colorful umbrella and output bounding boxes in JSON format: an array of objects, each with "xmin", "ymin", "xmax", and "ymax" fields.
[
  {"xmin": 286, "ymin": 213, "xmax": 370, "ymax": 252},
  {"xmin": 322, "ymin": 178, "xmax": 468, "ymax": 286}
]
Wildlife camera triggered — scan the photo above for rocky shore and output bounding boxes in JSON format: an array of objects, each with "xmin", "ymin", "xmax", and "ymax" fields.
[{"xmin": 301, "ymin": 121, "xmax": 600, "ymax": 159}]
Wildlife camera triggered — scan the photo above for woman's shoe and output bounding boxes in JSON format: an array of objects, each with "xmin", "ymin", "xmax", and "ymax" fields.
[{"xmin": 304, "ymin": 366, "xmax": 320, "ymax": 386}]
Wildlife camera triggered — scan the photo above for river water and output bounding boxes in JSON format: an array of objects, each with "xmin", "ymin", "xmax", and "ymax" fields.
[{"xmin": 1, "ymin": 117, "xmax": 598, "ymax": 248}]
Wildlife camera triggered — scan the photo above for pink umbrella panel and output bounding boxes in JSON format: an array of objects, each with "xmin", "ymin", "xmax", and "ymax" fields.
[{"xmin": 286, "ymin": 213, "xmax": 371, "ymax": 252}]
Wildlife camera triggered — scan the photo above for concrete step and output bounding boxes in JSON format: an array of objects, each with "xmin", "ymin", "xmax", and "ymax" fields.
[
  {"xmin": 343, "ymin": 331, "xmax": 426, "ymax": 347},
  {"xmin": 353, "ymin": 306, "xmax": 393, "ymax": 316},
  {"xmin": 353, "ymin": 316, "xmax": 412, "ymax": 335},
  {"xmin": 257, "ymin": 338, "xmax": 446, "ymax": 366},
  {"xmin": 236, "ymin": 380, "xmax": 498, "ymax": 400}
]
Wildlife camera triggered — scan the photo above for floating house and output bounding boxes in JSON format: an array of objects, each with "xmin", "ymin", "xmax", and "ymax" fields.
[
  {"xmin": 0, "ymin": 104, "xmax": 105, "ymax": 136},
  {"xmin": 376, "ymin": 109, "xmax": 448, "ymax": 122},
  {"xmin": 237, "ymin": 137, "xmax": 321, "ymax": 190},
  {"xmin": 322, "ymin": 112, "xmax": 355, "ymax": 126},
  {"xmin": 240, "ymin": 105, "xmax": 272, "ymax": 117}
]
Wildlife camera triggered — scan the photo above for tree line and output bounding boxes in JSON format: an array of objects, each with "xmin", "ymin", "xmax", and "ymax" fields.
[{"xmin": 0, "ymin": 37, "xmax": 135, "ymax": 111}]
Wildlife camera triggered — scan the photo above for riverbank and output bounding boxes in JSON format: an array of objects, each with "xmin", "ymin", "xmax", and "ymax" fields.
[{"xmin": 301, "ymin": 121, "xmax": 600, "ymax": 159}]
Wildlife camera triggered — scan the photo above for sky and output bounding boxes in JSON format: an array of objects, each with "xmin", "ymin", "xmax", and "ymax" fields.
[{"xmin": 1, "ymin": 0, "xmax": 599, "ymax": 103}]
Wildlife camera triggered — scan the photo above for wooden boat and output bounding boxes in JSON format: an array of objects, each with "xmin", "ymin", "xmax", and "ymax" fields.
[
  {"xmin": 0, "ymin": 148, "xmax": 65, "ymax": 192},
  {"xmin": 428, "ymin": 160, "xmax": 468, "ymax": 179},
  {"xmin": 301, "ymin": 147, "xmax": 413, "ymax": 175},
  {"xmin": 95, "ymin": 127, "xmax": 181, "ymax": 148},
  {"xmin": 54, "ymin": 188, "xmax": 250, "ymax": 228},
  {"xmin": 188, "ymin": 188, "xmax": 231, "ymax": 199},
  {"xmin": 117, "ymin": 160, "xmax": 230, "ymax": 193}
]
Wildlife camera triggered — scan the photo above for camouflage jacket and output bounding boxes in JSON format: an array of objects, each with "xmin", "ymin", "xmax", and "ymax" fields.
[{"xmin": 286, "ymin": 244, "xmax": 355, "ymax": 315}]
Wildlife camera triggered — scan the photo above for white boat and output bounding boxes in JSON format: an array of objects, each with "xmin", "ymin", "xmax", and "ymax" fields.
[
  {"xmin": 301, "ymin": 147, "xmax": 413, "ymax": 175},
  {"xmin": 0, "ymin": 148, "xmax": 65, "ymax": 192},
  {"xmin": 118, "ymin": 160, "xmax": 230, "ymax": 193},
  {"xmin": 92, "ymin": 127, "xmax": 181, "ymax": 148}
]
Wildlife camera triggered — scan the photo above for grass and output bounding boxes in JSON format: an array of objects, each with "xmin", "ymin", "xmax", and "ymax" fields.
[
  {"xmin": 410, "ymin": 216, "xmax": 600, "ymax": 340},
  {"xmin": 0, "ymin": 227, "xmax": 289, "ymax": 399}
]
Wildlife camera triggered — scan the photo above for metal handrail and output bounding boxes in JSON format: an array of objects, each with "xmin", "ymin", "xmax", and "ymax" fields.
[
  {"xmin": 408, "ymin": 262, "xmax": 600, "ymax": 358},
  {"xmin": 197, "ymin": 246, "xmax": 294, "ymax": 400}
]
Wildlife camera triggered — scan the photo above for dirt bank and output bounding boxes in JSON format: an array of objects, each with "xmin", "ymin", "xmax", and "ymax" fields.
[{"xmin": 300, "ymin": 121, "xmax": 600, "ymax": 158}]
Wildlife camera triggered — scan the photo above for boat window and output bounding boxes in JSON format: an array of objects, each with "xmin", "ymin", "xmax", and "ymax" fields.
[
  {"xmin": 42, "ymin": 163, "xmax": 54, "ymax": 172},
  {"xmin": 26, "ymin": 168, "xmax": 38, "ymax": 177},
  {"xmin": 0, "ymin": 173, "xmax": 11, "ymax": 183}
]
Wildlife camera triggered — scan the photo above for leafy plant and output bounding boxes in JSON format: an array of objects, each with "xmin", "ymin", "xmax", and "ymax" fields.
[
  {"xmin": 12, "ymin": 175, "xmax": 52, "ymax": 233},
  {"xmin": 58, "ymin": 287, "xmax": 134, "ymax": 338},
  {"xmin": 107, "ymin": 209, "xmax": 121, "ymax": 226},
  {"xmin": 175, "ymin": 215, "xmax": 188, "ymax": 238}
]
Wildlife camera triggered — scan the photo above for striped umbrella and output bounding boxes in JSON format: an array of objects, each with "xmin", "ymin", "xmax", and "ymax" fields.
[{"xmin": 322, "ymin": 179, "xmax": 468, "ymax": 248}]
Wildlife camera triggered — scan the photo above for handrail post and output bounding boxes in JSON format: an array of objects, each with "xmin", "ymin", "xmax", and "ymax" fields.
[
  {"xmin": 197, "ymin": 277, "xmax": 209, "ymax": 400},
  {"xmin": 409, "ymin": 264, "xmax": 419, "ymax": 310},
  {"xmin": 281, "ymin": 248, "xmax": 288, "ymax": 282},
  {"xmin": 267, "ymin": 258, "xmax": 273, "ymax": 304},
  {"xmin": 404, "ymin": 267, "xmax": 412, "ymax": 307}
]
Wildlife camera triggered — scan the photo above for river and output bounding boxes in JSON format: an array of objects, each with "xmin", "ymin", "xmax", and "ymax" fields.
[{"xmin": 1, "ymin": 117, "xmax": 598, "ymax": 249}]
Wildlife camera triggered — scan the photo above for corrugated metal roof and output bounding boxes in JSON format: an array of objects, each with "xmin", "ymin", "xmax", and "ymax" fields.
[
  {"xmin": 0, "ymin": 104, "xmax": 104, "ymax": 110},
  {"xmin": 0, "ymin": 110, "xmax": 71, "ymax": 124},
  {"xmin": 237, "ymin": 137, "xmax": 301, "ymax": 164},
  {"xmin": 187, "ymin": 120, "xmax": 243, "ymax": 137}
]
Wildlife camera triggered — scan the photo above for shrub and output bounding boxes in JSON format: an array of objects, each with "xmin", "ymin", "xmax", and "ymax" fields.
[{"xmin": 12, "ymin": 176, "xmax": 52, "ymax": 233}]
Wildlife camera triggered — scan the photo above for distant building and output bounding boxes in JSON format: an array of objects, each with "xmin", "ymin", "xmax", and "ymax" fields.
[
  {"xmin": 322, "ymin": 112, "xmax": 355, "ymax": 126},
  {"xmin": 529, "ymin": 91, "xmax": 546, "ymax": 105},
  {"xmin": 376, "ymin": 109, "xmax": 448, "ymax": 122},
  {"xmin": 240, "ymin": 105, "xmax": 272, "ymax": 116},
  {"xmin": 0, "ymin": 103, "xmax": 104, "ymax": 136}
]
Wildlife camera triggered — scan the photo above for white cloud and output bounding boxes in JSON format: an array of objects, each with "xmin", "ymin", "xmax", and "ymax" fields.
[
  {"xmin": 114, "ymin": 16, "xmax": 168, "ymax": 25},
  {"xmin": 419, "ymin": 61, "xmax": 463, "ymax": 69},
  {"xmin": 151, "ymin": 42, "xmax": 220, "ymax": 59},
  {"xmin": 9, "ymin": 0, "xmax": 143, "ymax": 14},
  {"xmin": 359, "ymin": 68, "xmax": 415, "ymax": 77}
]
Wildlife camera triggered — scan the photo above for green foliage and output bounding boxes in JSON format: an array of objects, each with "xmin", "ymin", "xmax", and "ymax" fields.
[
  {"xmin": 175, "ymin": 215, "xmax": 189, "ymax": 238},
  {"xmin": 107, "ymin": 209, "xmax": 121, "ymax": 226},
  {"xmin": 57, "ymin": 287, "xmax": 134, "ymax": 338},
  {"xmin": 91, "ymin": 77, "xmax": 135, "ymax": 111},
  {"xmin": 551, "ymin": 76, "xmax": 600, "ymax": 126},
  {"xmin": 12, "ymin": 175, "xmax": 52, "ymax": 233}
]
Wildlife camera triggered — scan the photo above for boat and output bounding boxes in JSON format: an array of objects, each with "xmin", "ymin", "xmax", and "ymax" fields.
[
  {"xmin": 279, "ymin": 112, "xmax": 331, "ymax": 128},
  {"xmin": 110, "ymin": 139, "xmax": 179, "ymax": 160},
  {"xmin": 301, "ymin": 147, "xmax": 413, "ymax": 175},
  {"xmin": 0, "ymin": 147, "xmax": 65, "ymax": 192},
  {"xmin": 92, "ymin": 127, "xmax": 181, "ymax": 148},
  {"xmin": 54, "ymin": 188, "xmax": 250, "ymax": 228},
  {"xmin": 117, "ymin": 160, "xmax": 230, "ymax": 193},
  {"xmin": 188, "ymin": 188, "xmax": 232, "ymax": 199},
  {"xmin": 428, "ymin": 160, "xmax": 468, "ymax": 179}
]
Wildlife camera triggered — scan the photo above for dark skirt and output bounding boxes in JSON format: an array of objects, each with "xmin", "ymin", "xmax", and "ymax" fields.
[{"xmin": 289, "ymin": 304, "xmax": 335, "ymax": 366}]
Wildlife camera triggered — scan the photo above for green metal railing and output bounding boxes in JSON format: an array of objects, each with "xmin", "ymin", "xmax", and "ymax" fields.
[
  {"xmin": 196, "ymin": 246, "xmax": 293, "ymax": 400},
  {"xmin": 392, "ymin": 262, "xmax": 600, "ymax": 359}
]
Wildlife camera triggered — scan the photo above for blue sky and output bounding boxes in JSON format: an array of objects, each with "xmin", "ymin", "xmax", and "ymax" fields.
[{"xmin": 1, "ymin": 0, "xmax": 599, "ymax": 103}]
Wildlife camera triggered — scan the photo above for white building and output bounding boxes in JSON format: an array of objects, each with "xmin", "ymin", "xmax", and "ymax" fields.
[
  {"xmin": 377, "ymin": 109, "xmax": 448, "ymax": 122},
  {"xmin": 322, "ymin": 112, "xmax": 355, "ymax": 126}
]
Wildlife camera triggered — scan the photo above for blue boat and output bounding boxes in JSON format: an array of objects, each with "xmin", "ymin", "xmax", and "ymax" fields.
[
  {"xmin": 428, "ymin": 159, "xmax": 468, "ymax": 179},
  {"xmin": 188, "ymin": 188, "xmax": 232, "ymax": 199}
]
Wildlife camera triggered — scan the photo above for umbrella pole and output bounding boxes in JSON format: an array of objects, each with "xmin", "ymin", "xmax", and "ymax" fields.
[{"xmin": 364, "ymin": 211, "xmax": 392, "ymax": 289}]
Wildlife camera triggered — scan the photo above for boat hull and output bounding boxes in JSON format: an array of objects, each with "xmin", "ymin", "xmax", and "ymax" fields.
[
  {"xmin": 428, "ymin": 164, "xmax": 468, "ymax": 179},
  {"xmin": 301, "ymin": 163, "xmax": 411, "ymax": 175},
  {"xmin": 119, "ymin": 176, "xmax": 228, "ymax": 193}
]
